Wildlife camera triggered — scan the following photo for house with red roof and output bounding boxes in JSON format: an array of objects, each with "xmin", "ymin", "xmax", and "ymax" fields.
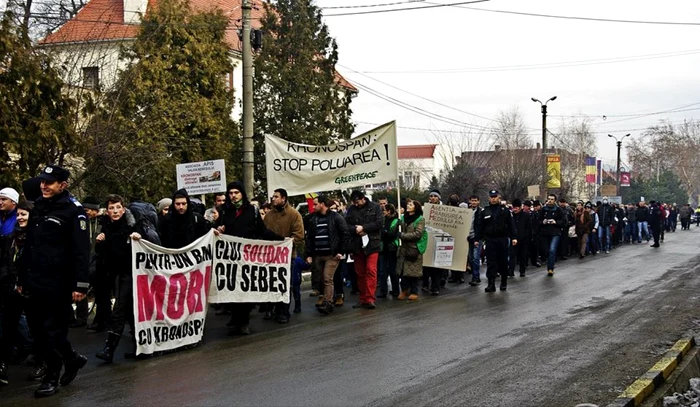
[
  {"xmin": 38, "ymin": 0, "xmax": 356, "ymax": 120},
  {"xmin": 365, "ymin": 144, "xmax": 452, "ymax": 192}
]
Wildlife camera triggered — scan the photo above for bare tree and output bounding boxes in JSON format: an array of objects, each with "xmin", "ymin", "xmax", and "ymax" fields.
[
  {"xmin": 552, "ymin": 116, "xmax": 597, "ymax": 200},
  {"xmin": 486, "ymin": 106, "xmax": 540, "ymax": 200},
  {"xmin": 491, "ymin": 105, "xmax": 532, "ymax": 150},
  {"xmin": 433, "ymin": 127, "xmax": 492, "ymax": 199},
  {"xmin": 628, "ymin": 119, "xmax": 700, "ymax": 202}
]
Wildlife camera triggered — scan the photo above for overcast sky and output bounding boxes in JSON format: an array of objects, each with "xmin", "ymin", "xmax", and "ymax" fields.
[{"xmin": 316, "ymin": 0, "xmax": 700, "ymax": 168}]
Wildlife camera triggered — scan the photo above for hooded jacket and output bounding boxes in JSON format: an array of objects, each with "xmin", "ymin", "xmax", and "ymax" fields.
[
  {"xmin": 216, "ymin": 181, "xmax": 282, "ymax": 241},
  {"xmin": 160, "ymin": 188, "xmax": 211, "ymax": 249}
]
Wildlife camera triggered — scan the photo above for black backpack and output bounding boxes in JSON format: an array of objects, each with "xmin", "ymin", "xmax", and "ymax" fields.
[{"xmin": 129, "ymin": 201, "xmax": 162, "ymax": 245}]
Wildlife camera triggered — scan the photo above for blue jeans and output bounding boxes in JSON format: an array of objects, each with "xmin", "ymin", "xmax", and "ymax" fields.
[
  {"xmin": 471, "ymin": 245, "xmax": 482, "ymax": 280},
  {"xmin": 541, "ymin": 235, "xmax": 560, "ymax": 270},
  {"xmin": 598, "ymin": 225, "xmax": 612, "ymax": 251},
  {"xmin": 638, "ymin": 221, "xmax": 649, "ymax": 242},
  {"xmin": 624, "ymin": 222, "xmax": 638, "ymax": 242}
]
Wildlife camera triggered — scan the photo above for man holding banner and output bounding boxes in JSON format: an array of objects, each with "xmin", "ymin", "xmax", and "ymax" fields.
[
  {"xmin": 263, "ymin": 188, "xmax": 304, "ymax": 323},
  {"xmin": 345, "ymin": 190, "xmax": 383, "ymax": 310},
  {"xmin": 215, "ymin": 181, "xmax": 283, "ymax": 335}
]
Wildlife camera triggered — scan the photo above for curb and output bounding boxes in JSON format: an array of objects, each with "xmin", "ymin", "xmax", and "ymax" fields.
[{"xmin": 606, "ymin": 337, "xmax": 696, "ymax": 407}]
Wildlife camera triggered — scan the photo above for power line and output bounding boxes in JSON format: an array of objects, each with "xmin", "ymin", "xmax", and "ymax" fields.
[
  {"xmin": 324, "ymin": 0, "xmax": 489, "ymax": 17},
  {"xmin": 338, "ymin": 63, "xmax": 495, "ymax": 123},
  {"xmin": 351, "ymin": 80, "xmax": 489, "ymax": 131},
  {"xmin": 423, "ymin": 1, "xmax": 700, "ymax": 26},
  {"xmin": 320, "ymin": 1, "xmax": 426, "ymax": 10},
  {"xmin": 357, "ymin": 49, "xmax": 700, "ymax": 74},
  {"xmin": 588, "ymin": 103, "xmax": 700, "ymax": 125}
]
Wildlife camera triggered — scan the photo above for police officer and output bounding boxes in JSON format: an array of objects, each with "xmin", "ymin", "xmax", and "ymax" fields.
[
  {"xmin": 22, "ymin": 165, "xmax": 90, "ymax": 397},
  {"xmin": 474, "ymin": 190, "xmax": 517, "ymax": 292}
]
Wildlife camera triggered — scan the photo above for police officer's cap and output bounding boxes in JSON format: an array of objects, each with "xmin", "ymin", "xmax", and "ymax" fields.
[
  {"xmin": 38, "ymin": 165, "xmax": 70, "ymax": 183},
  {"xmin": 488, "ymin": 189, "xmax": 499, "ymax": 197}
]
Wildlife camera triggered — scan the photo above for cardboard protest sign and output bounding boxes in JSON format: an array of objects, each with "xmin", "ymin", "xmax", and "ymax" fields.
[
  {"xmin": 422, "ymin": 203, "xmax": 472, "ymax": 271},
  {"xmin": 132, "ymin": 231, "xmax": 213, "ymax": 355},
  {"xmin": 208, "ymin": 234, "xmax": 294, "ymax": 304},
  {"xmin": 265, "ymin": 121, "xmax": 398, "ymax": 196}
]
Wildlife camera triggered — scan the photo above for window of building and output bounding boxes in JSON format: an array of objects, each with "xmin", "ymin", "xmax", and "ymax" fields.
[
  {"xmin": 82, "ymin": 67, "xmax": 99, "ymax": 89},
  {"xmin": 224, "ymin": 69, "xmax": 234, "ymax": 92}
]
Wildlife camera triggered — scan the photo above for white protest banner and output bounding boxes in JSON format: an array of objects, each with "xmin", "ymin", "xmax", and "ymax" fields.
[
  {"xmin": 422, "ymin": 203, "xmax": 472, "ymax": 271},
  {"xmin": 132, "ymin": 230, "xmax": 213, "ymax": 356},
  {"xmin": 265, "ymin": 121, "xmax": 398, "ymax": 196},
  {"xmin": 209, "ymin": 234, "xmax": 293, "ymax": 304},
  {"xmin": 176, "ymin": 159, "xmax": 226, "ymax": 195}
]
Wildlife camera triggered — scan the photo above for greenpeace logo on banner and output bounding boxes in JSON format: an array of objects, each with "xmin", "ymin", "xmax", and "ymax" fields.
[
  {"xmin": 265, "ymin": 121, "xmax": 398, "ymax": 196},
  {"xmin": 209, "ymin": 235, "xmax": 293, "ymax": 304},
  {"xmin": 132, "ymin": 231, "xmax": 213, "ymax": 356},
  {"xmin": 335, "ymin": 171, "xmax": 379, "ymax": 185}
]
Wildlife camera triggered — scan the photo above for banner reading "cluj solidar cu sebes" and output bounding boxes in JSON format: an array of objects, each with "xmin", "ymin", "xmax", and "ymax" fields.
[
  {"xmin": 132, "ymin": 231, "xmax": 293, "ymax": 356},
  {"xmin": 265, "ymin": 121, "xmax": 398, "ymax": 196}
]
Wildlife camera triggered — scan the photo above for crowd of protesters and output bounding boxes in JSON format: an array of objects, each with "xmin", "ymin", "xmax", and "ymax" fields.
[{"xmin": 0, "ymin": 166, "xmax": 694, "ymax": 397}]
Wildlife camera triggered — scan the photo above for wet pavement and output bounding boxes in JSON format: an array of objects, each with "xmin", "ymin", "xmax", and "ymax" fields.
[{"xmin": 3, "ymin": 229, "xmax": 700, "ymax": 406}]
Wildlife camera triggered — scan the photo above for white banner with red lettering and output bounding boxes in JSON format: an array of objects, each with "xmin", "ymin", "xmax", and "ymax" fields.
[
  {"xmin": 131, "ymin": 231, "xmax": 293, "ymax": 355},
  {"xmin": 132, "ymin": 230, "xmax": 213, "ymax": 356},
  {"xmin": 208, "ymin": 234, "xmax": 293, "ymax": 304}
]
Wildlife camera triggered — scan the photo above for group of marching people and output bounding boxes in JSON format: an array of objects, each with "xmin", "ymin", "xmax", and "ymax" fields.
[{"xmin": 0, "ymin": 166, "xmax": 690, "ymax": 398}]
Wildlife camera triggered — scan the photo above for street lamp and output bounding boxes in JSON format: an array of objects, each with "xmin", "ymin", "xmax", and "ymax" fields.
[
  {"xmin": 608, "ymin": 133, "xmax": 631, "ymax": 196},
  {"xmin": 531, "ymin": 96, "xmax": 557, "ymax": 197}
]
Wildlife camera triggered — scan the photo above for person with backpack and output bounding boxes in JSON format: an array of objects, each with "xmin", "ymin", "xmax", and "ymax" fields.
[
  {"xmin": 127, "ymin": 199, "xmax": 162, "ymax": 245},
  {"xmin": 396, "ymin": 199, "xmax": 426, "ymax": 301},
  {"xmin": 159, "ymin": 189, "xmax": 210, "ymax": 249},
  {"xmin": 378, "ymin": 203, "xmax": 400, "ymax": 298},
  {"xmin": 94, "ymin": 195, "xmax": 145, "ymax": 363}
]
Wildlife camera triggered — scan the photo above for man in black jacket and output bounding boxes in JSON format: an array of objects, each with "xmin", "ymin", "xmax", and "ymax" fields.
[
  {"xmin": 159, "ymin": 188, "xmax": 210, "ymax": 249},
  {"xmin": 538, "ymin": 194, "xmax": 566, "ymax": 276},
  {"xmin": 509, "ymin": 199, "xmax": 532, "ymax": 277},
  {"xmin": 597, "ymin": 197, "xmax": 615, "ymax": 253},
  {"xmin": 649, "ymin": 201, "xmax": 662, "ymax": 248},
  {"xmin": 215, "ymin": 181, "xmax": 283, "ymax": 335},
  {"xmin": 474, "ymin": 190, "xmax": 517, "ymax": 292},
  {"xmin": 22, "ymin": 165, "xmax": 90, "ymax": 397},
  {"xmin": 345, "ymin": 190, "xmax": 383, "ymax": 309},
  {"xmin": 305, "ymin": 195, "xmax": 349, "ymax": 315}
]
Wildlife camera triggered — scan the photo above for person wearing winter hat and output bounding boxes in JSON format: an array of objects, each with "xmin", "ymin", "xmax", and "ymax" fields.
[
  {"xmin": 0, "ymin": 188, "xmax": 19, "ymax": 237},
  {"xmin": 214, "ymin": 181, "xmax": 283, "ymax": 335},
  {"xmin": 21, "ymin": 177, "xmax": 42, "ymax": 203},
  {"xmin": 424, "ymin": 189, "xmax": 445, "ymax": 292},
  {"xmin": 428, "ymin": 189, "xmax": 441, "ymax": 205},
  {"xmin": 156, "ymin": 198, "xmax": 172, "ymax": 230}
]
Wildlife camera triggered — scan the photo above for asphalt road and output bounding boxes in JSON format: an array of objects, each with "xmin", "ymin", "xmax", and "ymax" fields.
[{"xmin": 3, "ymin": 228, "xmax": 700, "ymax": 407}]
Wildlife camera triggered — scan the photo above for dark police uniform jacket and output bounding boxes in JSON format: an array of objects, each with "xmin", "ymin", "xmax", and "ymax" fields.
[
  {"xmin": 474, "ymin": 204, "xmax": 516, "ymax": 241},
  {"xmin": 24, "ymin": 190, "xmax": 90, "ymax": 297}
]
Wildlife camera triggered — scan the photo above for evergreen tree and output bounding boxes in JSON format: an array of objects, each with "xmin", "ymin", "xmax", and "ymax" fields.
[
  {"xmin": 83, "ymin": 0, "xmax": 237, "ymax": 199},
  {"xmin": 253, "ymin": 0, "xmax": 354, "ymax": 189},
  {"xmin": 0, "ymin": 13, "xmax": 79, "ymax": 188}
]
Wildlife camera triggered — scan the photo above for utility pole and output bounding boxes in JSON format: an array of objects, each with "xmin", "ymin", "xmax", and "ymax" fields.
[
  {"xmin": 531, "ymin": 96, "xmax": 557, "ymax": 198},
  {"xmin": 608, "ymin": 133, "xmax": 630, "ymax": 196},
  {"xmin": 241, "ymin": 0, "xmax": 254, "ymax": 198}
]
